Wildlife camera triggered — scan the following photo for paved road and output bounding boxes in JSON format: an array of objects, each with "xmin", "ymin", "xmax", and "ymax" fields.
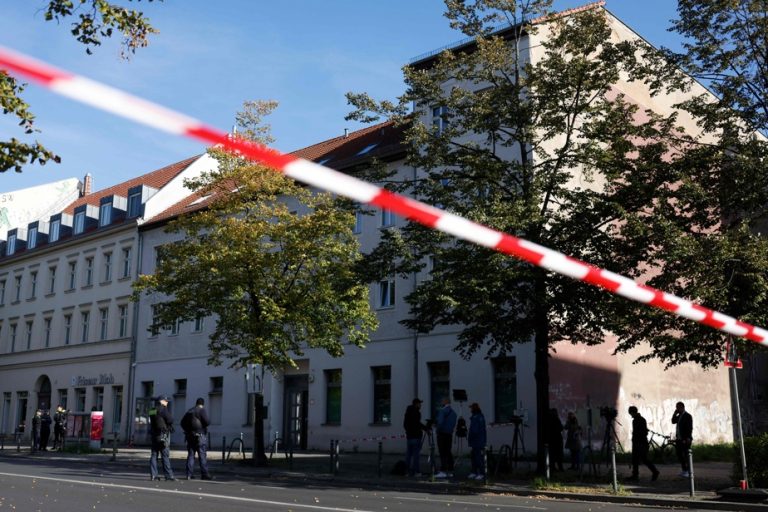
[{"xmin": 0, "ymin": 457, "xmax": 688, "ymax": 512}]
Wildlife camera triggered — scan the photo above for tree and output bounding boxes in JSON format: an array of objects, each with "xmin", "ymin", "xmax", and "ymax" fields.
[
  {"xmin": 1, "ymin": 0, "xmax": 160, "ymax": 173},
  {"xmin": 133, "ymin": 101, "xmax": 377, "ymax": 465},
  {"xmin": 347, "ymin": 0, "xmax": 700, "ymax": 472}
]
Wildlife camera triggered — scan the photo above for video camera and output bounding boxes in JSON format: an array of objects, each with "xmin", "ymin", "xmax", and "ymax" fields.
[
  {"xmin": 510, "ymin": 415, "xmax": 523, "ymax": 426},
  {"xmin": 425, "ymin": 418, "xmax": 435, "ymax": 429},
  {"xmin": 600, "ymin": 406, "xmax": 618, "ymax": 420}
]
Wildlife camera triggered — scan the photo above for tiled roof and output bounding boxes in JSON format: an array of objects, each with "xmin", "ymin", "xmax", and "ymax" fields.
[
  {"xmin": 144, "ymin": 122, "xmax": 406, "ymax": 227},
  {"xmin": 62, "ymin": 154, "xmax": 202, "ymax": 214}
]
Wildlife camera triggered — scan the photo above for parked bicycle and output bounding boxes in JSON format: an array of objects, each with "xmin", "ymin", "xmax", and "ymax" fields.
[{"xmin": 648, "ymin": 430, "xmax": 676, "ymax": 464}]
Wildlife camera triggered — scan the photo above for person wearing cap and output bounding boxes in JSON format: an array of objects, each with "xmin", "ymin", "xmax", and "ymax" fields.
[
  {"xmin": 148, "ymin": 395, "xmax": 176, "ymax": 481},
  {"xmin": 403, "ymin": 398, "xmax": 427, "ymax": 477}
]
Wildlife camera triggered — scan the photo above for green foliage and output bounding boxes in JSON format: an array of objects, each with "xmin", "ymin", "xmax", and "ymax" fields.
[
  {"xmin": 735, "ymin": 434, "xmax": 768, "ymax": 487},
  {"xmin": 2, "ymin": 1, "xmax": 161, "ymax": 173},
  {"xmin": 133, "ymin": 101, "xmax": 377, "ymax": 371}
]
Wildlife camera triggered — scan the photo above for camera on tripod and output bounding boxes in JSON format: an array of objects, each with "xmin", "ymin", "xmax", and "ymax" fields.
[
  {"xmin": 424, "ymin": 418, "xmax": 435, "ymax": 429},
  {"xmin": 510, "ymin": 415, "xmax": 523, "ymax": 426},
  {"xmin": 600, "ymin": 406, "xmax": 618, "ymax": 420}
]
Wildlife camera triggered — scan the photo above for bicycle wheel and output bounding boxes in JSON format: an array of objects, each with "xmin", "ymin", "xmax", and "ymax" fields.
[{"xmin": 661, "ymin": 442, "xmax": 677, "ymax": 464}]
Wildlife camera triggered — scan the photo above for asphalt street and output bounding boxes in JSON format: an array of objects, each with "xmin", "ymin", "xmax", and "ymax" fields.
[{"xmin": 0, "ymin": 457, "xmax": 691, "ymax": 512}]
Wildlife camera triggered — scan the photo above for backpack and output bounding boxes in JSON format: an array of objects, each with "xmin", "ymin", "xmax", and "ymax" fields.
[
  {"xmin": 456, "ymin": 416, "xmax": 468, "ymax": 438},
  {"xmin": 181, "ymin": 408, "xmax": 202, "ymax": 432},
  {"xmin": 390, "ymin": 460, "xmax": 408, "ymax": 476}
]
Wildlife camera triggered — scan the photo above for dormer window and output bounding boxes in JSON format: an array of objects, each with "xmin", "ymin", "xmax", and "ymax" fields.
[
  {"xmin": 99, "ymin": 202, "xmax": 112, "ymax": 227},
  {"xmin": 27, "ymin": 227, "xmax": 37, "ymax": 250},
  {"xmin": 49, "ymin": 219, "xmax": 60, "ymax": 242},
  {"xmin": 6, "ymin": 233, "xmax": 16, "ymax": 256},
  {"xmin": 73, "ymin": 211, "xmax": 85, "ymax": 234},
  {"xmin": 127, "ymin": 191, "xmax": 141, "ymax": 218}
]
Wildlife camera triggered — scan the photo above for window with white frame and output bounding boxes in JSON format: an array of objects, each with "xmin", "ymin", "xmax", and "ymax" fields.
[
  {"xmin": 372, "ymin": 366, "xmax": 391, "ymax": 424},
  {"xmin": 380, "ymin": 209, "xmax": 394, "ymax": 227},
  {"xmin": 14, "ymin": 275, "xmax": 21, "ymax": 302},
  {"xmin": 49, "ymin": 219, "xmax": 60, "ymax": 242},
  {"xmin": 170, "ymin": 317, "xmax": 181, "ymax": 336},
  {"xmin": 80, "ymin": 311, "xmax": 90, "ymax": 343},
  {"xmin": 193, "ymin": 315, "xmax": 204, "ymax": 333},
  {"xmin": 85, "ymin": 257, "xmax": 94, "ymax": 286},
  {"xmin": 73, "ymin": 211, "xmax": 85, "ymax": 234},
  {"xmin": 353, "ymin": 210, "xmax": 363, "ymax": 234},
  {"xmin": 377, "ymin": 278, "xmax": 395, "ymax": 308},
  {"xmin": 127, "ymin": 191, "xmax": 141, "ymax": 218},
  {"xmin": 121, "ymin": 247, "xmax": 132, "ymax": 278},
  {"xmin": 432, "ymin": 105, "xmax": 450, "ymax": 134},
  {"xmin": 9, "ymin": 323, "xmax": 17, "ymax": 352},
  {"xmin": 27, "ymin": 227, "xmax": 37, "ymax": 250},
  {"xmin": 99, "ymin": 307, "xmax": 109, "ymax": 341},
  {"xmin": 103, "ymin": 252, "xmax": 112, "ymax": 282},
  {"xmin": 150, "ymin": 305, "xmax": 160, "ymax": 337},
  {"xmin": 0, "ymin": 279, "xmax": 5, "ymax": 305},
  {"xmin": 25, "ymin": 320, "xmax": 32, "ymax": 350},
  {"xmin": 68, "ymin": 261, "xmax": 77, "ymax": 290},
  {"xmin": 6, "ymin": 233, "xmax": 15, "ymax": 256},
  {"xmin": 29, "ymin": 271, "xmax": 37, "ymax": 299},
  {"xmin": 44, "ymin": 317, "xmax": 52, "ymax": 348},
  {"xmin": 99, "ymin": 203, "xmax": 112, "ymax": 227},
  {"xmin": 63, "ymin": 314, "xmax": 72, "ymax": 345},
  {"xmin": 118, "ymin": 304, "xmax": 128, "ymax": 338},
  {"xmin": 48, "ymin": 266, "xmax": 56, "ymax": 294}
]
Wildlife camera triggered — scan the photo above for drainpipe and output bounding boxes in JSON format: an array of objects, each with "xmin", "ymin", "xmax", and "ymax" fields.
[
  {"xmin": 125, "ymin": 231, "xmax": 143, "ymax": 444},
  {"xmin": 412, "ymin": 163, "xmax": 420, "ymax": 399}
]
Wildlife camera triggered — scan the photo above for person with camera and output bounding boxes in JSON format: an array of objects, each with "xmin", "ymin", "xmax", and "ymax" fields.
[
  {"xmin": 435, "ymin": 397, "xmax": 457, "ymax": 478},
  {"xmin": 52, "ymin": 405, "xmax": 67, "ymax": 450},
  {"xmin": 403, "ymin": 398, "xmax": 427, "ymax": 477},
  {"xmin": 627, "ymin": 406, "xmax": 659, "ymax": 482},
  {"xmin": 181, "ymin": 397, "xmax": 213, "ymax": 480},
  {"xmin": 672, "ymin": 401, "xmax": 693, "ymax": 478},
  {"xmin": 149, "ymin": 395, "xmax": 176, "ymax": 481}
]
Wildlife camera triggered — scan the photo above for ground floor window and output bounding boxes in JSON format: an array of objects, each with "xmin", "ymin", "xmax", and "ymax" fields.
[
  {"xmin": 428, "ymin": 362, "xmax": 450, "ymax": 420},
  {"xmin": 493, "ymin": 357, "xmax": 517, "ymax": 423},
  {"xmin": 111, "ymin": 386, "xmax": 123, "ymax": 434},
  {"xmin": 325, "ymin": 369, "xmax": 342, "ymax": 425},
  {"xmin": 372, "ymin": 366, "xmax": 391, "ymax": 424}
]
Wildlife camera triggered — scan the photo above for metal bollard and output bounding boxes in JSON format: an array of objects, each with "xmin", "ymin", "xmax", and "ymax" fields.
[
  {"xmin": 288, "ymin": 442, "xmax": 294, "ymax": 471},
  {"xmin": 334, "ymin": 440, "xmax": 340, "ymax": 475},
  {"xmin": 377, "ymin": 441, "xmax": 383, "ymax": 478},
  {"xmin": 688, "ymin": 448, "xmax": 695, "ymax": 497},
  {"xmin": 110, "ymin": 432, "xmax": 118, "ymax": 461},
  {"xmin": 483, "ymin": 447, "xmax": 489, "ymax": 484},
  {"xmin": 222, "ymin": 436, "xmax": 226, "ymax": 464},
  {"xmin": 544, "ymin": 443, "xmax": 550, "ymax": 481},
  {"xmin": 329, "ymin": 440, "xmax": 335, "ymax": 474},
  {"xmin": 610, "ymin": 443, "xmax": 618, "ymax": 493}
]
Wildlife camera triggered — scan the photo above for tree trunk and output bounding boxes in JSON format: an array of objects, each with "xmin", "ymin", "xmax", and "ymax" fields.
[
  {"xmin": 533, "ymin": 272, "xmax": 550, "ymax": 474},
  {"xmin": 253, "ymin": 393, "xmax": 268, "ymax": 466}
]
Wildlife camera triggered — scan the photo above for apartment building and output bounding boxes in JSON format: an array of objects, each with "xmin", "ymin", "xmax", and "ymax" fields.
[{"xmin": 0, "ymin": 154, "xmax": 216, "ymax": 440}]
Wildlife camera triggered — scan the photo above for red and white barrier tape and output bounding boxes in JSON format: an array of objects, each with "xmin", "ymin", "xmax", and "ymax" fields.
[{"xmin": 1, "ymin": 45, "xmax": 766, "ymax": 346}]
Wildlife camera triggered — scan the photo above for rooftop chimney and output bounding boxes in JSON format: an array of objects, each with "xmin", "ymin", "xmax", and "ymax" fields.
[
  {"xmin": 344, "ymin": 128, "xmax": 349, "ymax": 138},
  {"xmin": 81, "ymin": 173, "xmax": 93, "ymax": 197}
]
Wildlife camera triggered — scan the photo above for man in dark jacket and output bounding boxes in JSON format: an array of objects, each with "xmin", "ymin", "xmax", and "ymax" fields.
[
  {"xmin": 627, "ymin": 406, "xmax": 659, "ymax": 482},
  {"xmin": 31, "ymin": 410, "xmax": 42, "ymax": 452},
  {"xmin": 434, "ymin": 397, "xmax": 457, "ymax": 479},
  {"xmin": 53, "ymin": 405, "xmax": 67, "ymax": 450},
  {"xmin": 181, "ymin": 397, "xmax": 212, "ymax": 480},
  {"xmin": 672, "ymin": 401, "xmax": 693, "ymax": 477},
  {"xmin": 403, "ymin": 398, "xmax": 426, "ymax": 477},
  {"xmin": 40, "ymin": 410, "xmax": 52, "ymax": 451},
  {"xmin": 149, "ymin": 395, "xmax": 176, "ymax": 481}
]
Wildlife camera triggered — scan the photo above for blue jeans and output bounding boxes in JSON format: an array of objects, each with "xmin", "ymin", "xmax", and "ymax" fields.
[
  {"xmin": 471, "ymin": 447, "xmax": 485, "ymax": 475},
  {"xmin": 186, "ymin": 435, "xmax": 210, "ymax": 478},
  {"xmin": 150, "ymin": 443, "xmax": 174, "ymax": 479},
  {"xmin": 405, "ymin": 437, "xmax": 422, "ymax": 475}
]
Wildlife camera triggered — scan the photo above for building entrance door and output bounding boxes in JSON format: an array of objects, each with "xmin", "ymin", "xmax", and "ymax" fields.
[
  {"xmin": 37, "ymin": 375, "xmax": 52, "ymax": 411},
  {"xmin": 283, "ymin": 375, "xmax": 308, "ymax": 450}
]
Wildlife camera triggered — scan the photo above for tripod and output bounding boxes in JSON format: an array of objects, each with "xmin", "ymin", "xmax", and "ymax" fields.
[
  {"xmin": 601, "ymin": 416, "xmax": 624, "ymax": 465},
  {"xmin": 422, "ymin": 426, "xmax": 438, "ymax": 477},
  {"xmin": 510, "ymin": 419, "xmax": 526, "ymax": 468}
]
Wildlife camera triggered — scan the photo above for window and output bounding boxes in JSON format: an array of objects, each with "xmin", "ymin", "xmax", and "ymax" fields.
[
  {"xmin": 6, "ymin": 233, "xmax": 15, "ymax": 255},
  {"xmin": 48, "ymin": 266, "xmax": 56, "ymax": 294},
  {"xmin": 44, "ymin": 318, "xmax": 52, "ymax": 348},
  {"xmin": 353, "ymin": 210, "xmax": 363, "ymax": 234},
  {"xmin": 73, "ymin": 211, "xmax": 85, "ymax": 234},
  {"xmin": 111, "ymin": 386, "xmax": 123, "ymax": 433},
  {"xmin": 209, "ymin": 377, "xmax": 223, "ymax": 425},
  {"xmin": 14, "ymin": 275, "xmax": 21, "ymax": 302},
  {"xmin": 25, "ymin": 321, "xmax": 32, "ymax": 350},
  {"xmin": 93, "ymin": 387, "xmax": 104, "ymax": 411},
  {"xmin": 29, "ymin": 271, "xmax": 37, "ymax": 299},
  {"xmin": 75, "ymin": 388, "xmax": 86, "ymax": 412},
  {"xmin": 99, "ymin": 203, "xmax": 112, "ymax": 227},
  {"xmin": 103, "ymin": 252, "xmax": 112, "ymax": 282},
  {"xmin": 175, "ymin": 379, "xmax": 187, "ymax": 395},
  {"xmin": 380, "ymin": 209, "xmax": 394, "ymax": 227},
  {"xmin": 80, "ymin": 311, "xmax": 90, "ymax": 343},
  {"xmin": 85, "ymin": 257, "xmax": 94, "ymax": 286},
  {"xmin": 63, "ymin": 314, "xmax": 72, "ymax": 345},
  {"xmin": 428, "ymin": 362, "xmax": 450, "ymax": 419},
  {"xmin": 432, "ymin": 105, "xmax": 450, "ymax": 134},
  {"xmin": 9, "ymin": 324, "xmax": 16, "ymax": 352},
  {"xmin": 150, "ymin": 305, "xmax": 160, "ymax": 337},
  {"xmin": 49, "ymin": 219, "xmax": 60, "ymax": 242},
  {"xmin": 378, "ymin": 279, "xmax": 395, "ymax": 308},
  {"xmin": 27, "ymin": 227, "xmax": 37, "ymax": 250},
  {"xmin": 493, "ymin": 357, "xmax": 517, "ymax": 423},
  {"xmin": 0, "ymin": 280, "xmax": 5, "ymax": 305},
  {"xmin": 170, "ymin": 317, "xmax": 181, "ymax": 336},
  {"xmin": 325, "ymin": 369, "xmax": 342, "ymax": 425},
  {"xmin": 193, "ymin": 315, "xmax": 205, "ymax": 332},
  {"xmin": 118, "ymin": 304, "xmax": 128, "ymax": 337},
  {"xmin": 372, "ymin": 366, "xmax": 391, "ymax": 424},
  {"xmin": 121, "ymin": 247, "xmax": 132, "ymax": 278},
  {"xmin": 99, "ymin": 307, "xmax": 109, "ymax": 341},
  {"xmin": 68, "ymin": 261, "xmax": 77, "ymax": 290},
  {"xmin": 58, "ymin": 389, "xmax": 68, "ymax": 410},
  {"xmin": 141, "ymin": 381, "xmax": 154, "ymax": 399},
  {"xmin": 127, "ymin": 191, "xmax": 141, "ymax": 218}
]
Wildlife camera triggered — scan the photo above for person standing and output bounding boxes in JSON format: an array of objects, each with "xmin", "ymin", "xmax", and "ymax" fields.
[
  {"xmin": 149, "ymin": 395, "xmax": 176, "ymax": 481},
  {"xmin": 39, "ymin": 410, "xmax": 52, "ymax": 452},
  {"xmin": 627, "ymin": 406, "xmax": 659, "ymax": 482},
  {"xmin": 546, "ymin": 408, "xmax": 564, "ymax": 472},
  {"xmin": 181, "ymin": 397, "xmax": 213, "ymax": 480},
  {"xmin": 467, "ymin": 402, "xmax": 487, "ymax": 480},
  {"xmin": 672, "ymin": 401, "xmax": 693, "ymax": 478},
  {"xmin": 403, "ymin": 398, "xmax": 426, "ymax": 477},
  {"xmin": 565, "ymin": 411, "xmax": 582, "ymax": 470},
  {"xmin": 53, "ymin": 405, "xmax": 67, "ymax": 450},
  {"xmin": 31, "ymin": 410, "xmax": 42, "ymax": 452},
  {"xmin": 434, "ymin": 397, "xmax": 457, "ymax": 479}
]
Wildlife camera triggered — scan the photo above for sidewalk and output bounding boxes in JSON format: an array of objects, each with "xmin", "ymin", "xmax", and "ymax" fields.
[{"xmin": 1, "ymin": 445, "xmax": 764, "ymax": 511}]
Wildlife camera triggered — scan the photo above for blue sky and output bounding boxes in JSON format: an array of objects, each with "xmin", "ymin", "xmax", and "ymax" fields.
[{"xmin": 0, "ymin": 0, "xmax": 680, "ymax": 193}]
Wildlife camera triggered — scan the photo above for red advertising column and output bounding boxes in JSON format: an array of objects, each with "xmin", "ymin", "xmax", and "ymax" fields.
[{"xmin": 90, "ymin": 411, "xmax": 103, "ymax": 450}]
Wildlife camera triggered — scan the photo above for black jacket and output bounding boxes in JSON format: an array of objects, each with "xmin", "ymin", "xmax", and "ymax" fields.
[
  {"xmin": 631, "ymin": 413, "xmax": 649, "ymax": 445},
  {"xmin": 403, "ymin": 405, "xmax": 425, "ymax": 439},
  {"xmin": 181, "ymin": 405, "xmax": 210, "ymax": 434},
  {"xmin": 672, "ymin": 410, "xmax": 693, "ymax": 440},
  {"xmin": 149, "ymin": 405, "xmax": 174, "ymax": 436}
]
